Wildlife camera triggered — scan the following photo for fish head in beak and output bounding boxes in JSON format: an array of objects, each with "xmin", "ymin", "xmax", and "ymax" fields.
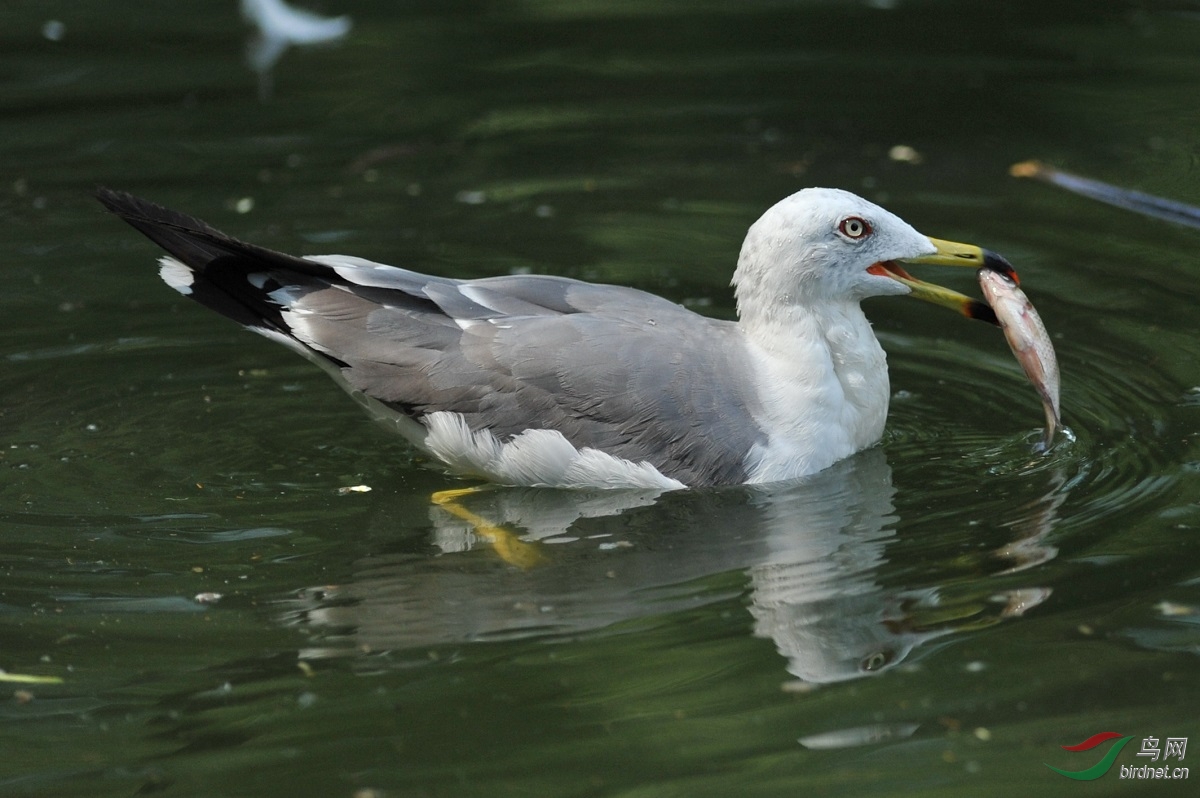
[{"xmin": 868, "ymin": 238, "xmax": 1018, "ymax": 326}]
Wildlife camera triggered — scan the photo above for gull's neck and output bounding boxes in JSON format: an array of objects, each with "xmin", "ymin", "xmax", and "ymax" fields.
[{"xmin": 737, "ymin": 301, "xmax": 891, "ymax": 483}]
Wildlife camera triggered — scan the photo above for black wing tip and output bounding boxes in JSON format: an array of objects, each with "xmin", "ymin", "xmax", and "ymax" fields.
[
  {"xmin": 94, "ymin": 187, "xmax": 279, "ymax": 275},
  {"xmin": 95, "ymin": 186, "xmax": 150, "ymax": 217},
  {"xmin": 94, "ymin": 186, "xmax": 205, "ymax": 230}
]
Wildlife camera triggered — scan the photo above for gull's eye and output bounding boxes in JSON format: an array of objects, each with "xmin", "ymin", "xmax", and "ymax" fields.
[
  {"xmin": 860, "ymin": 650, "xmax": 893, "ymax": 673},
  {"xmin": 838, "ymin": 216, "xmax": 872, "ymax": 240}
]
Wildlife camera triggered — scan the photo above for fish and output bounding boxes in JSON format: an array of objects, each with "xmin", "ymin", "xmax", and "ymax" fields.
[{"xmin": 977, "ymin": 268, "xmax": 1061, "ymax": 447}]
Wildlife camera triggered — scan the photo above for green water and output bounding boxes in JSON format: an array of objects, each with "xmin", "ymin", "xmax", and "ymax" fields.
[{"xmin": 4, "ymin": 1, "xmax": 1200, "ymax": 795}]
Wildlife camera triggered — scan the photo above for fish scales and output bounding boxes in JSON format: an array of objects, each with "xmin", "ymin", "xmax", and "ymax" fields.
[{"xmin": 977, "ymin": 268, "xmax": 1061, "ymax": 446}]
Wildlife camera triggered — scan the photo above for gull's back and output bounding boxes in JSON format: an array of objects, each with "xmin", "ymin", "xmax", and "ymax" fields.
[{"xmin": 97, "ymin": 189, "xmax": 767, "ymax": 487}]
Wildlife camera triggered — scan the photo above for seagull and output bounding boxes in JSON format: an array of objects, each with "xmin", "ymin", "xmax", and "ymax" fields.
[
  {"xmin": 96, "ymin": 188, "xmax": 1014, "ymax": 490},
  {"xmin": 241, "ymin": 0, "xmax": 351, "ymax": 47},
  {"xmin": 240, "ymin": 0, "xmax": 352, "ymax": 100}
]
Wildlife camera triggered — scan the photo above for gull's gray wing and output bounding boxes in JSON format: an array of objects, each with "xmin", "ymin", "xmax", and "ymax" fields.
[
  {"xmin": 329, "ymin": 275, "xmax": 765, "ymax": 485},
  {"xmin": 97, "ymin": 189, "xmax": 765, "ymax": 486}
]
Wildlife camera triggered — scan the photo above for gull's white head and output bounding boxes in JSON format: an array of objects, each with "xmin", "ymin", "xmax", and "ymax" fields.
[{"xmin": 732, "ymin": 188, "xmax": 937, "ymax": 319}]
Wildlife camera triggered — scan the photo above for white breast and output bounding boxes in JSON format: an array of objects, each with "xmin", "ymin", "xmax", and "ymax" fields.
[{"xmin": 741, "ymin": 302, "xmax": 890, "ymax": 483}]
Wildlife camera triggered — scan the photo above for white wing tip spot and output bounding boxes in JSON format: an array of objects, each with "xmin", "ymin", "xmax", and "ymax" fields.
[{"xmin": 158, "ymin": 257, "xmax": 194, "ymax": 295}]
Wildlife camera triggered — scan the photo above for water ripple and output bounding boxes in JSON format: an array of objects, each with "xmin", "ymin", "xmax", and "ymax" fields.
[{"xmin": 883, "ymin": 327, "xmax": 1183, "ymax": 537}]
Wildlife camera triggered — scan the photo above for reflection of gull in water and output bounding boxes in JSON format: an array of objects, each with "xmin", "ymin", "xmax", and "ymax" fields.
[
  {"xmin": 750, "ymin": 465, "xmax": 1062, "ymax": 683},
  {"xmin": 241, "ymin": 0, "xmax": 351, "ymax": 99},
  {"xmin": 281, "ymin": 449, "xmax": 1057, "ymax": 684}
]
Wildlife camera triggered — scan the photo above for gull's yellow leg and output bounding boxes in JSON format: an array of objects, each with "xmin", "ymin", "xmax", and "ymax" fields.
[{"xmin": 430, "ymin": 487, "xmax": 545, "ymax": 569}]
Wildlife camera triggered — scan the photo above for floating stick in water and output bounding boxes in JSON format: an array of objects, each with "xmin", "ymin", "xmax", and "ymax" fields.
[{"xmin": 1011, "ymin": 160, "xmax": 1200, "ymax": 230}]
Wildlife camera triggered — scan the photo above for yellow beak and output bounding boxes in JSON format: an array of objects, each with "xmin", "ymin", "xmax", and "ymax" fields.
[{"xmin": 869, "ymin": 238, "xmax": 1018, "ymax": 325}]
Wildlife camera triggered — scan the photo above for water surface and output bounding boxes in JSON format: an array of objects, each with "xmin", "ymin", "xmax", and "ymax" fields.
[{"xmin": 3, "ymin": 1, "xmax": 1200, "ymax": 795}]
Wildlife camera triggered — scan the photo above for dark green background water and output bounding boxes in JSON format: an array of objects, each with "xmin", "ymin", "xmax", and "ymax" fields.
[{"xmin": 4, "ymin": 1, "xmax": 1200, "ymax": 795}]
